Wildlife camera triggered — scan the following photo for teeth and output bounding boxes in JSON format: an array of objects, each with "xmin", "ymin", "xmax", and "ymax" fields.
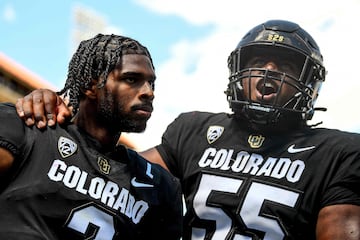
[
  {"xmin": 258, "ymin": 81, "xmax": 277, "ymax": 95},
  {"xmin": 264, "ymin": 82, "xmax": 272, "ymax": 87}
]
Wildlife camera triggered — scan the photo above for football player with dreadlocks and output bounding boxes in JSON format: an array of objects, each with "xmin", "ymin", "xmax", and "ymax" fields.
[
  {"xmin": 0, "ymin": 34, "xmax": 183, "ymax": 239},
  {"xmin": 16, "ymin": 20, "xmax": 360, "ymax": 239}
]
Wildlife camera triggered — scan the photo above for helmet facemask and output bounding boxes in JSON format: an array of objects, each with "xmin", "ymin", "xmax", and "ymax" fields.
[
  {"xmin": 227, "ymin": 44, "xmax": 325, "ymax": 125},
  {"xmin": 226, "ymin": 20, "xmax": 327, "ymax": 127}
]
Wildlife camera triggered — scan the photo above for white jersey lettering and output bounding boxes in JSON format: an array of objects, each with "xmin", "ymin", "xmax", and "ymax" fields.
[
  {"xmin": 198, "ymin": 148, "xmax": 305, "ymax": 183},
  {"xmin": 47, "ymin": 159, "xmax": 149, "ymax": 224}
]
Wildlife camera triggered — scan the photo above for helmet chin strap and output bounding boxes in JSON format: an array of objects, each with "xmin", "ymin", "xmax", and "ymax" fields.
[
  {"xmin": 245, "ymin": 105, "xmax": 278, "ymax": 125},
  {"xmin": 233, "ymin": 103, "xmax": 306, "ymax": 133}
]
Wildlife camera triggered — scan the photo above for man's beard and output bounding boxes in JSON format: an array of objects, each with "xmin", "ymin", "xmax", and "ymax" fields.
[{"xmin": 97, "ymin": 92, "xmax": 147, "ymax": 133}]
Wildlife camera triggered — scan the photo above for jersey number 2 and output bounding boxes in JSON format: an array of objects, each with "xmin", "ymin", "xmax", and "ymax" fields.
[
  {"xmin": 192, "ymin": 173, "xmax": 299, "ymax": 239},
  {"xmin": 66, "ymin": 204, "xmax": 115, "ymax": 239}
]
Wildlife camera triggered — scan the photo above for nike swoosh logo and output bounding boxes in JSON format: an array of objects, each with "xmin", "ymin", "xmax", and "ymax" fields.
[
  {"xmin": 287, "ymin": 144, "xmax": 316, "ymax": 153},
  {"xmin": 131, "ymin": 177, "xmax": 154, "ymax": 188}
]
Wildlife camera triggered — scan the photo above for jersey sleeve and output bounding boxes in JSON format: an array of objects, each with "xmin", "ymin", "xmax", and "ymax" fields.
[
  {"xmin": 321, "ymin": 133, "xmax": 360, "ymax": 207},
  {"xmin": 155, "ymin": 112, "xmax": 196, "ymax": 178},
  {"xmin": 127, "ymin": 148, "xmax": 183, "ymax": 239},
  {"xmin": 0, "ymin": 103, "xmax": 26, "ymax": 157},
  {"xmin": 157, "ymin": 172, "xmax": 183, "ymax": 240}
]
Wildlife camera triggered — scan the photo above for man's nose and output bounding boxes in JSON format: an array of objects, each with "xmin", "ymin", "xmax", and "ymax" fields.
[{"xmin": 140, "ymin": 81, "xmax": 154, "ymax": 100}]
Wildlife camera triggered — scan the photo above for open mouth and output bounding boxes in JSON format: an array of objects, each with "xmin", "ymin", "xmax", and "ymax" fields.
[{"xmin": 256, "ymin": 81, "xmax": 278, "ymax": 101}]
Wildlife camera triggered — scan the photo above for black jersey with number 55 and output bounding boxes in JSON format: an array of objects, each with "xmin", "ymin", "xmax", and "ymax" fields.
[{"xmin": 156, "ymin": 111, "xmax": 360, "ymax": 240}]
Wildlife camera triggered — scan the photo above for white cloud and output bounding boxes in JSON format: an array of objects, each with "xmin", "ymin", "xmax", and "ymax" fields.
[
  {"xmin": 3, "ymin": 4, "xmax": 16, "ymax": 22},
  {"xmin": 128, "ymin": 0, "xmax": 360, "ymax": 150},
  {"xmin": 104, "ymin": 25, "xmax": 123, "ymax": 35},
  {"xmin": 70, "ymin": 4, "xmax": 123, "ymax": 54}
]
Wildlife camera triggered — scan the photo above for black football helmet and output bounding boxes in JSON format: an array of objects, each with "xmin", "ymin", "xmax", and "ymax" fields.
[{"xmin": 226, "ymin": 20, "xmax": 326, "ymax": 125}]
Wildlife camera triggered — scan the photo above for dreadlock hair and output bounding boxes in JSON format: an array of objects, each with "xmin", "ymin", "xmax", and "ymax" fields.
[{"xmin": 57, "ymin": 33, "xmax": 154, "ymax": 116}]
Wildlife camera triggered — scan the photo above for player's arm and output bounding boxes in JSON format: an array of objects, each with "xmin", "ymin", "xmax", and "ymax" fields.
[
  {"xmin": 0, "ymin": 148, "xmax": 14, "ymax": 176},
  {"xmin": 316, "ymin": 204, "xmax": 360, "ymax": 239},
  {"xmin": 15, "ymin": 89, "xmax": 72, "ymax": 129},
  {"xmin": 140, "ymin": 147, "xmax": 169, "ymax": 171},
  {"xmin": 160, "ymin": 181, "xmax": 183, "ymax": 240}
]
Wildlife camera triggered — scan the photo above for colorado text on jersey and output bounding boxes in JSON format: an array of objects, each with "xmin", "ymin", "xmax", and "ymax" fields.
[
  {"xmin": 47, "ymin": 159, "xmax": 149, "ymax": 224},
  {"xmin": 198, "ymin": 147, "xmax": 305, "ymax": 183}
]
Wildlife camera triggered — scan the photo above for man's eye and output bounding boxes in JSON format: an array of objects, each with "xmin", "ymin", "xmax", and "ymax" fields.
[
  {"xmin": 281, "ymin": 64, "xmax": 293, "ymax": 72},
  {"xmin": 245, "ymin": 58, "xmax": 266, "ymax": 68},
  {"xmin": 125, "ymin": 78, "xmax": 136, "ymax": 83},
  {"xmin": 253, "ymin": 60, "xmax": 266, "ymax": 68},
  {"xmin": 279, "ymin": 63, "xmax": 301, "ymax": 77}
]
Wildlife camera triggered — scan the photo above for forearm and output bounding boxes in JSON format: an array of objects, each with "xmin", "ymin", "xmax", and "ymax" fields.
[
  {"xmin": 316, "ymin": 204, "xmax": 360, "ymax": 240},
  {"xmin": 0, "ymin": 147, "xmax": 14, "ymax": 175}
]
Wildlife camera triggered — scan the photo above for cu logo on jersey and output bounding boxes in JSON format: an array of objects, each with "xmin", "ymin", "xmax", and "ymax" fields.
[
  {"xmin": 98, "ymin": 157, "xmax": 111, "ymax": 174},
  {"xmin": 248, "ymin": 134, "xmax": 265, "ymax": 148},
  {"xmin": 207, "ymin": 125, "xmax": 224, "ymax": 144},
  {"xmin": 58, "ymin": 136, "xmax": 78, "ymax": 158}
]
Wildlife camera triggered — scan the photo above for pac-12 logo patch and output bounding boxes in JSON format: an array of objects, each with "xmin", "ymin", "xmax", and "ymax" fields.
[
  {"xmin": 58, "ymin": 136, "xmax": 77, "ymax": 158},
  {"xmin": 248, "ymin": 134, "xmax": 265, "ymax": 148},
  {"xmin": 207, "ymin": 125, "xmax": 224, "ymax": 144}
]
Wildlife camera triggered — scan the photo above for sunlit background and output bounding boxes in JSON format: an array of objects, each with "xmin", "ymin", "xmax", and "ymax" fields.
[{"xmin": 1, "ymin": 0, "xmax": 360, "ymax": 150}]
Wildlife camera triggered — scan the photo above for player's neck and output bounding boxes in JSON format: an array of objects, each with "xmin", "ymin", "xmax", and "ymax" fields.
[
  {"xmin": 74, "ymin": 108, "xmax": 120, "ymax": 149},
  {"xmin": 237, "ymin": 116, "xmax": 305, "ymax": 134}
]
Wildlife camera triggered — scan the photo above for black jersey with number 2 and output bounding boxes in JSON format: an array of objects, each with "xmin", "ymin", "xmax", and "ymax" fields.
[
  {"xmin": 156, "ymin": 111, "xmax": 360, "ymax": 240},
  {"xmin": 0, "ymin": 103, "xmax": 183, "ymax": 240}
]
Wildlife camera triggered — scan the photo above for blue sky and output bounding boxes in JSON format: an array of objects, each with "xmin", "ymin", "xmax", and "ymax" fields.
[
  {"xmin": 0, "ymin": 0, "xmax": 212, "ymax": 88},
  {"xmin": 1, "ymin": 0, "xmax": 360, "ymax": 150}
]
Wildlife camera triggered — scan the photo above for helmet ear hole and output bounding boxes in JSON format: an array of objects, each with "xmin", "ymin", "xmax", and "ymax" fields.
[{"xmin": 226, "ymin": 19, "xmax": 326, "ymax": 125}]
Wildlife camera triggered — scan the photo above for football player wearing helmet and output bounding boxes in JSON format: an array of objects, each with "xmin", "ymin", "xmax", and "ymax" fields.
[
  {"xmin": 226, "ymin": 19, "xmax": 325, "ymax": 128},
  {"xmin": 15, "ymin": 20, "xmax": 360, "ymax": 239}
]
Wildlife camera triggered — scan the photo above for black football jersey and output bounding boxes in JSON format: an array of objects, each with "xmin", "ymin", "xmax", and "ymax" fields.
[
  {"xmin": 156, "ymin": 111, "xmax": 360, "ymax": 240},
  {"xmin": 0, "ymin": 103, "xmax": 182, "ymax": 240}
]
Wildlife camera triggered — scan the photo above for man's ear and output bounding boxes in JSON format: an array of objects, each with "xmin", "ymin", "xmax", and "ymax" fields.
[{"xmin": 83, "ymin": 80, "xmax": 98, "ymax": 99}]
